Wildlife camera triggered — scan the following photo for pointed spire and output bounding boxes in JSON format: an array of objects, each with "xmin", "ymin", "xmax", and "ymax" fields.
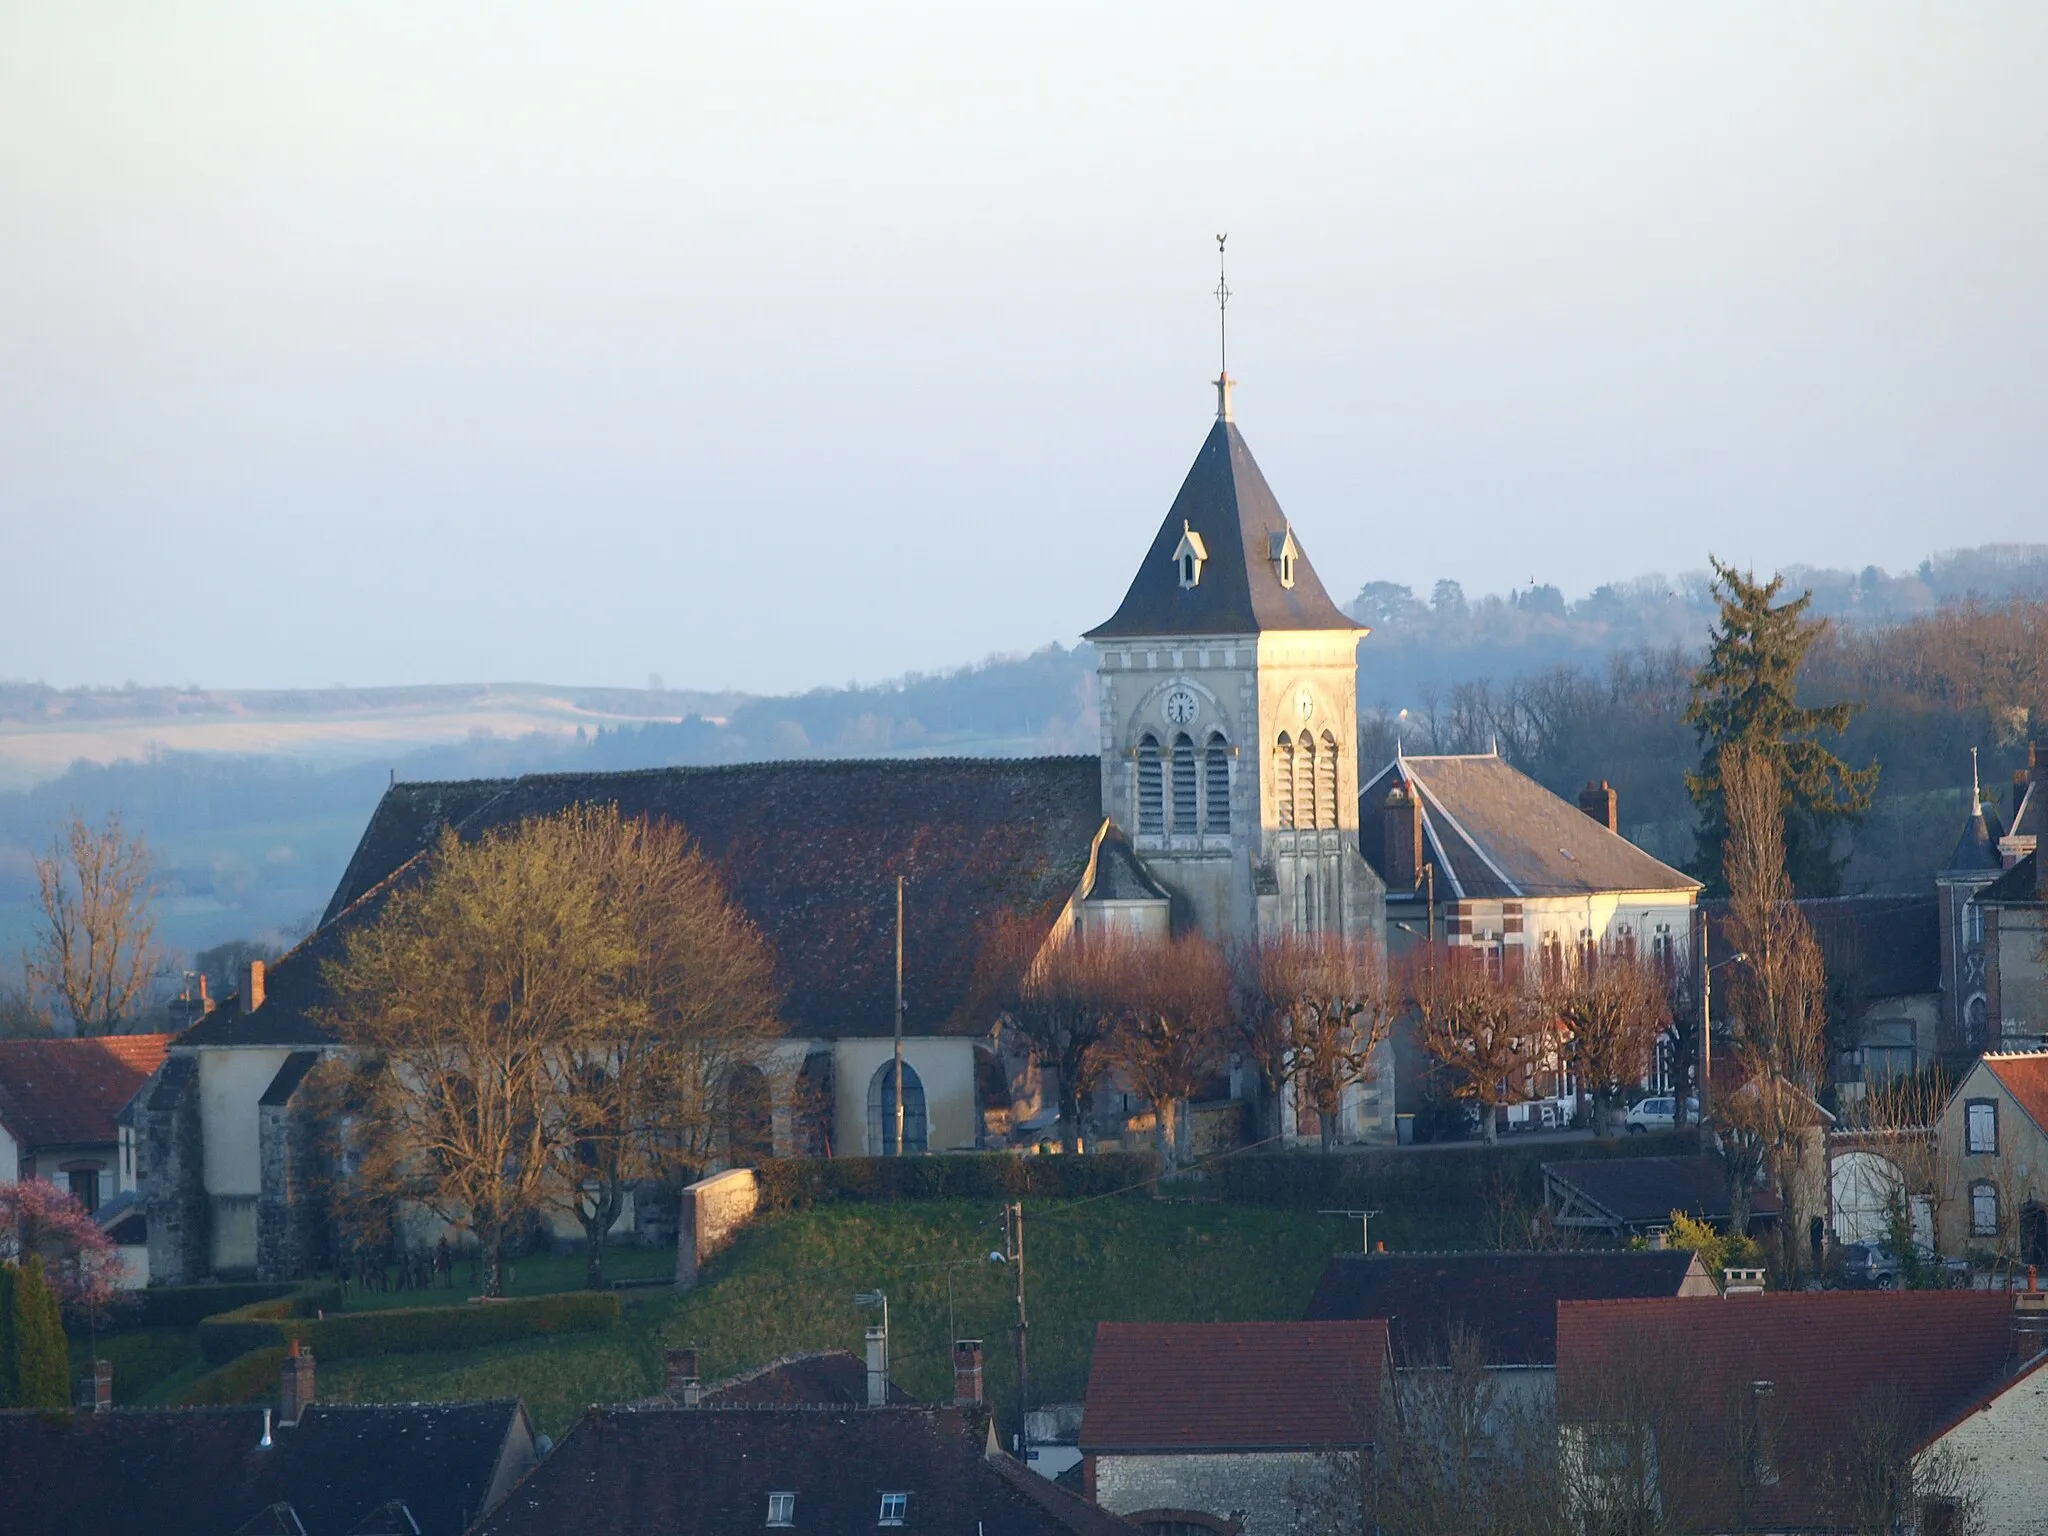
[
  {"xmin": 1214, "ymin": 233, "xmax": 1234, "ymax": 422},
  {"xmin": 1972, "ymin": 746, "xmax": 1982, "ymax": 811}
]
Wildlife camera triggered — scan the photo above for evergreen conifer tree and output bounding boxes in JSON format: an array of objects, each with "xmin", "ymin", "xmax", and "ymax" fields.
[
  {"xmin": 1684, "ymin": 559, "xmax": 1879, "ymax": 894},
  {"xmin": 0, "ymin": 1264, "xmax": 15, "ymax": 1406},
  {"xmin": 2, "ymin": 1258, "xmax": 70, "ymax": 1409}
]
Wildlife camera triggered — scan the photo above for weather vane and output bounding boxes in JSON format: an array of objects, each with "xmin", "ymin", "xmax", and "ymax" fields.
[{"xmin": 1214, "ymin": 233, "xmax": 1231, "ymax": 375}]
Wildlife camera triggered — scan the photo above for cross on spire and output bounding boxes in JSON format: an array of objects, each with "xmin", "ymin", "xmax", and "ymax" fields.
[{"xmin": 1213, "ymin": 233, "xmax": 1234, "ymax": 422}]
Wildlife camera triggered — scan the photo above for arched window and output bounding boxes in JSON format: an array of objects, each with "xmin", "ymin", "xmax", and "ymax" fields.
[
  {"xmin": 1204, "ymin": 733, "xmax": 1230, "ymax": 834},
  {"xmin": 1296, "ymin": 731, "xmax": 1319, "ymax": 829},
  {"xmin": 868, "ymin": 1061, "xmax": 928, "ymax": 1155},
  {"xmin": 1171, "ymin": 733, "xmax": 1198, "ymax": 832},
  {"xmin": 725, "ymin": 1063, "xmax": 773, "ymax": 1163},
  {"xmin": 1317, "ymin": 730, "xmax": 1339, "ymax": 830},
  {"xmin": 1274, "ymin": 734, "xmax": 1295, "ymax": 829},
  {"xmin": 1137, "ymin": 735, "xmax": 1163, "ymax": 835}
]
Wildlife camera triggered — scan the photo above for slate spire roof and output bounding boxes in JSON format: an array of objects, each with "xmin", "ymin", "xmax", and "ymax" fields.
[
  {"xmin": 1943, "ymin": 799, "xmax": 2005, "ymax": 875},
  {"xmin": 1084, "ymin": 418, "xmax": 1361, "ymax": 640}
]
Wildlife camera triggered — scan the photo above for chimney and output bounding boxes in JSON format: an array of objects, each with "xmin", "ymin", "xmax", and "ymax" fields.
[
  {"xmin": 198, "ymin": 975, "xmax": 211, "ymax": 1013},
  {"xmin": 2017, "ymin": 770, "xmax": 2031, "ymax": 824},
  {"xmin": 1383, "ymin": 783, "xmax": 1422, "ymax": 891},
  {"xmin": 1577, "ymin": 780, "xmax": 1619, "ymax": 833},
  {"xmin": 93, "ymin": 1358, "xmax": 113, "ymax": 1413},
  {"xmin": 1723, "ymin": 1266, "xmax": 1766, "ymax": 1295},
  {"xmin": 242, "ymin": 960, "xmax": 266, "ymax": 1015},
  {"xmin": 279, "ymin": 1340, "xmax": 315, "ymax": 1426},
  {"xmin": 952, "ymin": 1340, "xmax": 983, "ymax": 1408},
  {"xmin": 2016, "ymin": 1269, "xmax": 2048, "ymax": 1365},
  {"xmin": 665, "ymin": 1347, "xmax": 702, "ymax": 1407},
  {"xmin": 865, "ymin": 1325, "xmax": 888, "ymax": 1409}
]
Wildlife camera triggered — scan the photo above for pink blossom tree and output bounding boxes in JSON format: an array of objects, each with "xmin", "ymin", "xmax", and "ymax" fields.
[{"xmin": 0, "ymin": 1179, "xmax": 129, "ymax": 1325}]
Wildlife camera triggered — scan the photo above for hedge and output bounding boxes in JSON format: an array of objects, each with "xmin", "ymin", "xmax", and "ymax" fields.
[
  {"xmin": 1212, "ymin": 1129, "xmax": 1703, "ymax": 1212},
  {"xmin": 180, "ymin": 1345, "xmax": 287, "ymax": 1407},
  {"xmin": 201, "ymin": 1290, "xmax": 620, "ymax": 1365},
  {"xmin": 133, "ymin": 1283, "xmax": 296, "ymax": 1329},
  {"xmin": 197, "ymin": 1286, "xmax": 347, "ymax": 1365},
  {"xmin": 753, "ymin": 1153, "xmax": 1160, "ymax": 1210}
]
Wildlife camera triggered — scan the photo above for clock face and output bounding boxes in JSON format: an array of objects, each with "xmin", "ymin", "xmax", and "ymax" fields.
[
  {"xmin": 1295, "ymin": 686, "xmax": 1315, "ymax": 723},
  {"xmin": 1163, "ymin": 687, "xmax": 1199, "ymax": 726}
]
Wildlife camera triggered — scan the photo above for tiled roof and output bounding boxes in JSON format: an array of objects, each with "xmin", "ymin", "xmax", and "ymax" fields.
[
  {"xmin": 1977, "ymin": 849, "xmax": 2043, "ymax": 907},
  {"xmin": 1302, "ymin": 1250, "xmax": 1712, "ymax": 1366},
  {"xmin": 1556, "ymin": 1293, "xmax": 2017, "ymax": 1531},
  {"xmin": 470, "ymin": 1406, "xmax": 1135, "ymax": 1535},
  {"xmin": 699, "ymin": 1350, "xmax": 917, "ymax": 1408},
  {"xmin": 185, "ymin": 757, "xmax": 1107, "ymax": 1047},
  {"xmin": 0, "ymin": 1400, "xmax": 529, "ymax": 1536},
  {"xmin": 1079, "ymin": 1320, "xmax": 1388, "ymax": 1453},
  {"xmin": 1359, "ymin": 754, "xmax": 1698, "ymax": 902},
  {"xmin": 1980, "ymin": 1051, "xmax": 2048, "ymax": 1140},
  {"xmin": 1084, "ymin": 420, "xmax": 1360, "ymax": 640},
  {"xmin": 1543, "ymin": 1154, "xmax": 1782, "ymax": 1230},
  {"xmin": 0, "ymin": 1034, "xmax": 169, "ymax": 1150}
]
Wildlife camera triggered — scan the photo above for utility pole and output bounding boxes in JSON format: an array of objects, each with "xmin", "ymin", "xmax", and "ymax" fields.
[
  {"xmin": 1697, "ymin": 906, "xmax": 1712, "ymax": 1126},
  {"xmin": 1424, "ymin": 863, "xmax": 1436, "ymax": 943},
  {"xmin": 894, "ymin": 875, "xmax": 905, "ymax": 1156},
  {"xmin": 1007, "ymin": 1201, "xmax": 1029, "ymax": 1460}
]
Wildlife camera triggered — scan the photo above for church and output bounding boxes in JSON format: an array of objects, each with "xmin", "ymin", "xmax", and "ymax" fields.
[{"xmin": 135, "ymin": 371, "xmax": 1396, "ymax": 1283}]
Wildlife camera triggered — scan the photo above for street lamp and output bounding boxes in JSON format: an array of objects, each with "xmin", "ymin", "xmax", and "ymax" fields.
[{"xmin": 1698, "ymin": 947, "xmax": 1749, "ymax": 1124}]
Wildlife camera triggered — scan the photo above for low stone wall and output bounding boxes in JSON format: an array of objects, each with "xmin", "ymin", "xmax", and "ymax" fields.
[{"xmin": 676, "ymin": 1167, "xmax": 759, "ymax": 1291}]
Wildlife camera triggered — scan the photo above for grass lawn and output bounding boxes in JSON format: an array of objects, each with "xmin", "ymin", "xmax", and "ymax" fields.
[
  {"xmin": 336, "ymin": 1245, "xmax": 674, "ymax": 1311},
  {"xmin": 73, "ymin": 1326, "xmax": 205, "ymax": 1405},
  {"xmin": 312, "ymin": 1196, "xmax": 1470, "ymax": 1437}
]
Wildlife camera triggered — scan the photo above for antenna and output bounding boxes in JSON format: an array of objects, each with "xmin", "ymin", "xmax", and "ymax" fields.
[{"xmin": 1213, "ymin": 234, "xmax": 1235, "ymax": 423}]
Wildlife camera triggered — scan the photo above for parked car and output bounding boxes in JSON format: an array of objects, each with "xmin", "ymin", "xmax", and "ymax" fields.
[
  {"xmin": 1624, "ymin": 1095, "xmax": 1698, "ymax": 1133},
  {"xmin": 1835, "ymin": 1241, "xmax": 1973, "ymax": 1290}
]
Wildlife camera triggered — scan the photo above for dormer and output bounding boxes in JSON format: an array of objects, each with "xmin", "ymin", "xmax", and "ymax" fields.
[
  {"xmin": 1268, "ymin": 526, "xmax": 1299, "ymax": 590},
  {"xmin": 1173, "ymin": 522, "xmax": 1208, "ymax": 589}
]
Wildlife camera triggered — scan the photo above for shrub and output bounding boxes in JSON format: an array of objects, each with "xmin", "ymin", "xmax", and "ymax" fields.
[
  {"xmin": 752, "ymin": 1153, "xmax": 1159, "ymax": 1210},
  {"xmin": 0, "ymin": 1259, "xmax": 70, "ymax": 1409},
  {"xmin": 133, "ymin": 1283, "xmax": 296, "ymax": 1329},
  {"xmin": 180, "ymin": 1345, "xmax": 287, "ymax": 1407}
]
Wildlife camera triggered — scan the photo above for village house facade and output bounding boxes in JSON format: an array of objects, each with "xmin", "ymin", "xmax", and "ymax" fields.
[{"xmin": 1933, "ymin": 1050, "xmax": 2048, "ymax": 1268}]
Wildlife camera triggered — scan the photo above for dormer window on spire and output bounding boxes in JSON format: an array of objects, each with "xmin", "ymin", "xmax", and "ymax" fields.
[
  {"xmin": 1269, "ymin": 527, "xmax": 1298, "ymax": 590},
  {"xmin": 1174, "ymin": 522, "xmax": 1208, "ymax": 590}
]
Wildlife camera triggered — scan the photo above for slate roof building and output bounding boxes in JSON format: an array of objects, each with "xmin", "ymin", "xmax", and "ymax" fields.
[
  {"xmin": 1079, "ymin": 1319, "xmax": 1389, "ymax": 1536},
  {"xmin": 468, "ymin": 1406, "xmax": 1134, "ymax": 1536},
  {"xmin": 1555, "ymin": 1291, "xmax": 2048, "ymax": 1534},
  {"xmin": 1940, "ymin": 768, "xmax": 2009, "ymax": 1052},
  {"xmin": 1543, "ymin": 1153, "xmax": 1784, "ymax": 1238},
  {"xmin": 1975, "ymin": 849, "xmax": 2048, "ymax": 1050}
]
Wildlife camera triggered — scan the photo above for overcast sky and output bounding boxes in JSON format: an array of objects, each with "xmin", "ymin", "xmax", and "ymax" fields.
[{"xmin": 3, "ymin": 4, "xmax": 2044, "ymax": 694}]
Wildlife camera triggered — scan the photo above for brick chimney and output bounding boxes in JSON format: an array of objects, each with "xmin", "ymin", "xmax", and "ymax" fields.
[
  {"xmin": 1723, "ymin": 1266, "xmax": 1766, "ymax": 1295},
  {"xmin": 952, "ymin": 1340, "xmax": 983, "ymax": 1407},
  {"xmin": 93, "ymin": 1358, "xmax": 113, "ymax": 1413},
  {"xmin": 865, "ymin": 1325, "xmax": 888, "ymax": 1409},
  {"xmin": 665, "ymin": 1347, "xmax": 702, "ymax": 1407},
  {"xmin": 242, "ymin": 960, "xmax": 266, "ymax": 1015},
  {"xmin": 1383, "ymin": 783, "xmax": 1422, "ymax": 891},
  {"xmin": 279, "ymin": 1340, "xmax": 315, "ymax": 1426},
  {"xmin": 1577, "ymin": 780, "xmax": 1619, "ymax": 833}
]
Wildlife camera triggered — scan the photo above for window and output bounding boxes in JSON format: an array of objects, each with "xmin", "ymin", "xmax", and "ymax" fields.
[
  {"xmin": 1173, "ymin": 523, "xmax": 1207, "ymax": 588},
  {"xmin": 1966, "ymin": 904, "xmax": 1984, "ymax": 946},
  {"xmin": 766, "ymin": 1492, "xmax": 795, "ymax": 1527},
  {"xmin": 1274, "ymin": 734, "xmax": 1295, "ymax": 829},
  {"xmin": 67, "ymin": 1168, "xmax": 100, "ymax": 1214},
  {"xmin": 1967, "ymin": 1099, "xmax": 1998, "ymax": 1155},
  {"xmin": 1171, "ymin": 733, "xmax": 1198, "ymax": 832},
  {"xmin": 1204, "ymin": 733, "xmax": 1230, "ymax": 834},
  {"xmin": 878, "ymin": 1492, "xmax": 908, "ymax": 1525},
  {"xmin": 1137, "ymin": 736, "xmax": 1163, "ymax": 836},
  {"xmin": 1972, "ymin": 1181, "xmax": 1999, "ymax": 1237},
  {"xmin": 1316, "ymin": 731, "xmax": 1338, "ymax": 829},
  {"xmin": 1539, "ymin": 933, "xmax": 1564, "ymax": 989},
  {"xmin": 866, "ymin": 1063, "xmax": 928, "ymax": 1155}
]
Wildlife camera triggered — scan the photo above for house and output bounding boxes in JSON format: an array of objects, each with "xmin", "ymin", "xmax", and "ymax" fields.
[
  {"xmin": 1543, "ymin": 1154, "xmax": 1782, "ymax": 1238},
  {"xmin": 1937, "ymin": 776, "xmax": 2008, "ymax": 1053},
  {"xmin": 645, "ymin": 1344, "xmax": 919, "ymax": 1409},
  {"xmin": 1933, "ymin": 1050, "xmax": 2048, "ymax": 1267},
  {"xmin": 0, "ymin": 1034, "xmax": 168, "ymax": 1253},
  {"xmin": 1078, "ymin": 1319, "xmax": 1389, "ymax": 1536},
  {"xmin": 468, "ymin": 1406, "xmax": 1135, "ymax": 1535},
  {"xmin": 1555, "ymin": 1291, "xmax": 2048, "ymax": 1533},
  {"xmin": 0, "ymin": 1352, "xmax": 536, "ymax": 1535},
  {"xmin": 1975, "ymin": 851, "xmax": 2047, "ymax": 1049}
]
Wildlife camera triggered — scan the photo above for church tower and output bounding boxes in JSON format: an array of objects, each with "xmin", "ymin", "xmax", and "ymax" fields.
[{"xmin": 1084, "ymin": 373, "xmax": 1384, "ymax": 948}]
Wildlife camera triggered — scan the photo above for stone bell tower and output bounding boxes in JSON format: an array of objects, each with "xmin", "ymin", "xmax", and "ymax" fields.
[{"xmin": 1083, "ymin": 371, "xmax": 1384, "ymax": 947}]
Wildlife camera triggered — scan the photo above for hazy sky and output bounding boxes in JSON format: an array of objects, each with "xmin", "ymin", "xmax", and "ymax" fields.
[{"xmin": 3, "ymin": 5, "xmax": 2045, "ymax": 694}]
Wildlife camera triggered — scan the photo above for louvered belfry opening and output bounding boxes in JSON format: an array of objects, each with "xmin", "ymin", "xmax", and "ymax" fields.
[
  {"xmin": 1171, "ymin": 733, "xmax": 1199, "ymax": 832},
  {"xmin": 1204, "ymin": 733, "xmax": 1230, "ymax": 833},
  {"xmin": 1138, "ymin": 735, "xmax": 1164, "ymax": 835},
  {"xmin": 1274, "ymin": 733, "xmax": 1296, "ymax": 828}
]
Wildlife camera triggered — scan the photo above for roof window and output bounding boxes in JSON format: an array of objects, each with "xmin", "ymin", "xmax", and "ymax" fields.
[
  {"xmin": 767, "ymin": 1492, "xmax": 795, "ymax": 1526},
  {"xmin": 1173, "ymin": 522, "xmax": 1208, "ymax": 589},
  {"xmin": 1269, "ymin": 527, "xmax": 1299, "ymax": 589},
  {"xmin": 878, "ymin": 1492, "xmax": 908, "ymax": 1525}
]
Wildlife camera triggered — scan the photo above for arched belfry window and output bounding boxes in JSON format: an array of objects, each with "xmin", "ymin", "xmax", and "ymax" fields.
[
  {"xmin": 1204, "ymin": 733, "xmax": 1231, "ymax": 834},
  {"xmin": 1296, "ymin": 731, "xmax": 1319, "ymax": 829},
  {"xmin": 1317, "ymin": 731, "xmax": 1339, "ymax": 830},
  {"xmin": 867, "ymin": 1062, "xmax": 927, "ymax": 1155},
  {"xmin": 1274, "ymin": 734, "xmax": 1295, "ymax": 829},
  {"xmin": 1137, "ymin": 735, "xmax": 1164, "ymax": 836},
  {"xmin": 1171, "ymin": 734, "xmax": 1198, "ymax": 832}
]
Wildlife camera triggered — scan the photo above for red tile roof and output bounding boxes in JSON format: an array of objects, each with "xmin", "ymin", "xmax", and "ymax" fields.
[
  {"xmin": 1080, "ymin": 1320, "xmax": 1388, "ymax": 1453},
  {"xmin": 0, "ymin": 1034, "xmax": 169, "ymax": 1151},
  {"xmin": 1982, "ymin": 1051, "xmax": 2048, "ymax": 1138},
  {"xmin": 1556, "ymin": 1293, "xmax": 2017, "ymax": 1530}
]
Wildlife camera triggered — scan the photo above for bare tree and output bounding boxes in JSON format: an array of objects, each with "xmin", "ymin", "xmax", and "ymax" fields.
[
  {"xmin": 1104, "ymin": 933, "xmax": 1230, "ymax": 1172},
  {"xmin": 976, "ymin": 917, "xmax": 1126, "ymax": 1154},
  {"xmin": 1407, "ymin": 946, "xmax": 1546, "ymax": 1145},
  {"xmin": 1815, "ymin": 1384, "xmax": 1984, "ymax": 1536},
  {"xmin": 29, "ymin": 814, "xmax": 161, "ymax": 1035},
  {"xmin": 1237, "ymin": 932, "xmax": 1399, "ymax": 1151},
  {"xmin": 1545, "ymin": 944, "xmax": 1672, "ymax": 1137},
  {"xmin": 1719, "ymin": 744, "xmax": 1830, "ymax": 1281}
]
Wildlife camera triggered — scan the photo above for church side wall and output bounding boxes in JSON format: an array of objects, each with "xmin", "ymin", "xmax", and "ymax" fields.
[
  {"xmin": 832, "ymin": 1037, "xmax": 979, "ymax": 1156},
  {"xmin": 200, "ymin": 1046, "xmax": 290, "ymax": 1276}
]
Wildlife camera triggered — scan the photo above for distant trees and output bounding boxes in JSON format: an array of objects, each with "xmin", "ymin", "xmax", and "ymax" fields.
[
  {"xmin": 321, "ymin": 806, "xmax": 779, "ymax": 1295},
  {"xmin": 1235, "ymin": 934, "xmax": 1398, "ymax": 1151},
  {"xmin": 1685, "ymin": 560, "xmax": 1879, "ymax": 896},
  {"xmin": 28, "ymin": 813, "xmax": 161, "ymax": 1035}
]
